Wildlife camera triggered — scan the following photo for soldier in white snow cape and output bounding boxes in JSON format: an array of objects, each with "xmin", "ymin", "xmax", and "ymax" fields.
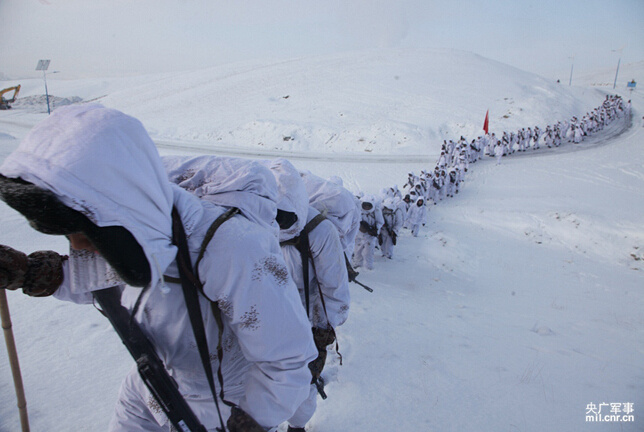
[
  {"xmin": 352, "ymin": 195, "xmax": 384, "ymax": 270},
  {"xmin": 379, "ymin": 197, "xmax": 403, "ymax": 259},
  {"xmin": 264, "ymin": 159, "xmax": 350, "ymax": 432},
  {"xmin": 406, "ymin": 197, "xmax": 428, "ymax": 238},
  {"xmin": 299, "ymin": 170, "xmax": 361, "ymax": 261}
]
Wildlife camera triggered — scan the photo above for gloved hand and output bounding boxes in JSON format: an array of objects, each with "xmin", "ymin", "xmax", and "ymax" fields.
[
  {"xmin": 359, "ymin": 220, "xmax": 370, "ymax": 234},
  {"xmin": 312, "ymin": 326, "xmax": 336, "ymax": 350},
  {"xmin": 309, "ymin": 326, "xmax": 336, "ymax": 381},
  {"xmin": 360, "ymin": 221, "xmax": 378, "ymax": 237},
  {"xmin": 368, "ymin": 225, "xmax": 379, "ymax": 237},
  {"xmin": 0, "ymin": 245, "xmax": 28, "ymax": 290},
  {"xmin": 0, "ymin": 245, "xmax": 65, "ymax": 297},
  {"xmin": 226, "ymin": 406, "xmax": 266, "ymax": 432}
]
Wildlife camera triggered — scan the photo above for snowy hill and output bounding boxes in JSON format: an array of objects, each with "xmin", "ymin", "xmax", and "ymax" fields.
[
  {"xmin": 1, "ymin": 49, "xmax": 611, "ymax": 157},
  {"xmin": 1, "ymin": 47, "xmax": 643, "ymax": 432}
]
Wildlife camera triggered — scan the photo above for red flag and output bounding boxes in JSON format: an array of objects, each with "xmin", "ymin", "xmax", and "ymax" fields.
[{"xmin": 483, "ymin": 109, "xmax": 489, "ymax": 134}]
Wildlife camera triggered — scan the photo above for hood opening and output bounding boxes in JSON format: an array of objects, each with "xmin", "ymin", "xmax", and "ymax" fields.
[{"xmin": 0, "ymin": 174, "xmax": 151, "ymax": 287}]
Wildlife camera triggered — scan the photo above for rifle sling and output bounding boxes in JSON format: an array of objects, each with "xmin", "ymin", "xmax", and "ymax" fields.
[
  {"xmin": 301, "ymin": 235, "xmax": 310, "ymax": 317},
  {"xmin": 93, "ymin": 287, "xmax": 208, "ymax": 432}
]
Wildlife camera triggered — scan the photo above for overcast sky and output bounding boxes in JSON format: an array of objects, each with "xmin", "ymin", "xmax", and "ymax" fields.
[{"xmin": 1, "ymin": 0, "xmax": 642, "ymax": 80}]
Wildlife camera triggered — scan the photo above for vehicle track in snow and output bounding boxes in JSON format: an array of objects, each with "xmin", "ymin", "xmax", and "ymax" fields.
[
  {"xmin": 157, "ymin": 110, "xmax": 635, "ymax": 170},
  {"xmin": 153, "ymin": 138, "xmax": 438, "ymax": 163},
  {"xmin": 149, "ymin": 111, "xmax": 637, "ymax": 165}
]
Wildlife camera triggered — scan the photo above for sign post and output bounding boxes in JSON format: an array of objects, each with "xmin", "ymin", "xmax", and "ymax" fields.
[
  {"xmin": 611, "ymin": 47, "xmax": 625, "ymax": 90},
  {"xmin": 613, "ymin": 57, "xmax": 621, "ymax": 90},
  {"xmin": 36, "ymin": 60, "xmax": 51, "ymax": 114}
]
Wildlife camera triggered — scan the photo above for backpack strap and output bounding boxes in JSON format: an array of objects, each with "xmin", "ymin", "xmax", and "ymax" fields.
[
  {"xmin": 299, "ymin": 215, "xmax": 346, "ymax": 364},
  {"xmin": 293, "ymin": 215, "xmax": 345, "ymax": 386},
  {"xmin": 303, "ymin": 213, "xmax": 327, "ymax": 234},
  {"xmin": 279, "ymin": 235, "xmax": 310, "ymax": 315},
  {"xmin": 305, "ymin": 243, "xmax": 343, "ymax": 366},
  {"xmin": 195, "ymin": 208, "xmax": 240, "ymax": 278},
  {"xmin": 298, "ymin": 214, "xmax": 327, "ymax": 316},
  {"xmin": 171, "ymin": 207, "xmax": 239, "ymax": 431},
  {"xmin": 280, "ymin": 213, "xmax": 326, "ymax": 317},
  {"xmin": 194, "ymin": 207, "xmax": 239, "ymax": 411}
]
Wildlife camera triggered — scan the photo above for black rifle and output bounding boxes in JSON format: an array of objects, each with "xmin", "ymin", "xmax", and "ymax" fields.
[
  {"xmin": 359, "ymin": 220, "xmax": 378, "ymax": 237},
  {"xmin": 343, "ymin": 253, "xmax": 373, "ymax": 293},
  {"xmin": 351, "ymin": 278, "xmax": 374, "ymax": 293},
  {"xmin": 93, "ymin": 287, "xmax": 208, "ymax": 432},
  {"xmin": 313, "ymin": 377, "xmax": 327, "ymax": 400}
]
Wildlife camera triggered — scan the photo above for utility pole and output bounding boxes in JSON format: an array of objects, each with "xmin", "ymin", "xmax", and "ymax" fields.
[
  {"xmin": 568, "ymin": 55, "xmax": 575, "ymax": 86},
  {"xmin": 611, "ymin": 47, "xmax": 624, "ymax": 90},
  {"xmin": 613, "ymin": 58, "xmax": 621, "ymax": 90}
]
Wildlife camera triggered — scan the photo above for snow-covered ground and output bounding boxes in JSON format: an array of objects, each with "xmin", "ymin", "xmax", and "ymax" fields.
[{"xmin": 1, "ymin": 50, "xmax": 643, "ymax": 432}]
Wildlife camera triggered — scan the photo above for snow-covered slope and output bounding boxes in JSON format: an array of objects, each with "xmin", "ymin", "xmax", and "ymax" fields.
[
  {"xmin": 0, "ymin": 49, "xmax": 642, "ymax": 432},
  {"xmin": 1, "ymin": 49, "xmax": 610, "ymax": 157}
]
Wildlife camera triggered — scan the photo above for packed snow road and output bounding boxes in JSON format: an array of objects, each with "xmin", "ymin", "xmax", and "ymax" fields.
[
  {"xmin": 0, "ymin": 107, "xmax": 635, "ymax": 169},
  {"xmin": 0, "ymin": 113, "xmax": 436, "ymax": 164},
  {"xmin": 156, "ymin": 108, "xmax": 635, "ymax": 163}
]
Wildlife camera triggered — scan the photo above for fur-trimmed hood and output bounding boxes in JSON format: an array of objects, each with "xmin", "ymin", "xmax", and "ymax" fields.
[{"xmin": 0, "ymin": 104, "xmax": 181, "ymax": 288}]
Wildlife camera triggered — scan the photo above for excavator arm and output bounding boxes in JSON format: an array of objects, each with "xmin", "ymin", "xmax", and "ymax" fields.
[{"xmin": 0, "ymin": 85, "xmax": 21, "ymax": 109}]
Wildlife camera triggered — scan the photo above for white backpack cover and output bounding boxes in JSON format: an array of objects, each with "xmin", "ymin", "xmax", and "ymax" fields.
[{"xmin": 162, "ymin": 155, "xmax": 280, "ymax": 236}]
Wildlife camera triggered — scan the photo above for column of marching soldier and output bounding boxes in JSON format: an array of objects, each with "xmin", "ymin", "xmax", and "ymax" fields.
[
  {"xmin": 0, "ymin": 94, "xmax": 628, "ymax": 432},
  {"xmin": 351, "ymin": 94, "xmax": 628, "ymax": 270}
]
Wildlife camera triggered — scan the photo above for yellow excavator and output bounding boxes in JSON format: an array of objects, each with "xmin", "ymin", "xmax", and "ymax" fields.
[{"xmin": 0, "ymin": 85, "xmax": 21, "ymax": 110}]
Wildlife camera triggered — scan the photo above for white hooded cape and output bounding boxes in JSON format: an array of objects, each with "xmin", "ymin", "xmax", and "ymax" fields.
[
  {"xmin": 162, "ymin": 155, "xmax": 279, "ymax": 237},
  {"xmin": 264, "ymin": 161, "xmax": 350, "ymax": 330}
]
